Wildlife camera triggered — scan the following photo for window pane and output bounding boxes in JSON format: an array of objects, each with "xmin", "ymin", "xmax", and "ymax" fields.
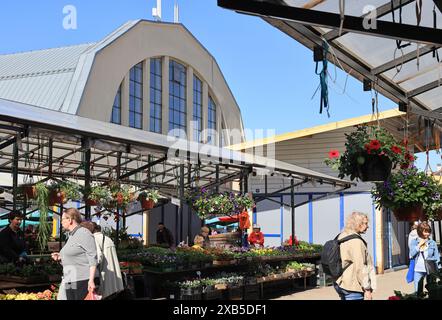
[
  {"xmin": 135, "ymin": 99, "xmax": 142, "ymax": 113},
  {"xmin": 129, "ymin": 113, "xmax": 135, "ymax": 127}
]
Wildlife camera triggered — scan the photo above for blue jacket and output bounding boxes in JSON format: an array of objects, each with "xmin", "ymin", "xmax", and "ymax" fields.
[{"xmin": 409, "ymin": 238, "xmax": 440, "ymax": 266}]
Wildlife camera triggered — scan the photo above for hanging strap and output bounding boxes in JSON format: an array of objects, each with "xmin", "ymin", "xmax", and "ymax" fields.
[
  {"xmin": 392, "ymin": 0, "xmax": 412, "ymax": 50},
  {"xmin": 315, "ymin": 41, "xmax": 330, "ymax": 117},
  {"xmin": 339, "ymin": 0, "xmax": 345, "ymax": 36}
]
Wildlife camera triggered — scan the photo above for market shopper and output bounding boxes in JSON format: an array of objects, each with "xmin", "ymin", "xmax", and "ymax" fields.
[
  {"xmin": 51, "ymin": 208, "xmax": 98, "ymax": 300},
  {"xmin": 156, "ymin": 222, "xmax": 174, "ymax": 248},
  {"xmin": 408, "ymin": 221, "xmax": 419, "ymax": 250},
  {"xmin": 409, "ymin": 222, "xmax": 440, "ymax": 294},
  {"xmin": 87, "ymin": 222, "xmax": 124, "ymax": 299},
  {"xmin": 0, "ymin": 210, "xmax": 27, "ymax": 263},
  {"xmin": 248, "ymin": 225, "xmax": 264, "ymax": 248},
  {"xmin": 333, "ymin": 212, "xmax": 376, "ymax": 301},
  {"xmin": 193, "ymin": 226, "xmax": 211, "ymax": 248}
]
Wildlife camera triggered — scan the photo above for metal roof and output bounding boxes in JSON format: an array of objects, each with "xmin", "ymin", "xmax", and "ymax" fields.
[
  {"xmin": 0, "ymin": 98, "xmax": 353, "ymax": 188},
  {"xmin": 0, "ymin": 43, "xmax": 94, "ymax": 111},
  {"xmin": 218, "ymin": 0, "xmax": 442, "ymax": 119}
]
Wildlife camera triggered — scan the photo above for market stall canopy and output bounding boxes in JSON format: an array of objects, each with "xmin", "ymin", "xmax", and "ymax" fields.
[
  {"xmin": 0, "ymin": 98, "xmax": 354, "ymax": 207},
  {"xmin": 218, "ymin": 0, "xmax": 442, "ymax": 121}
]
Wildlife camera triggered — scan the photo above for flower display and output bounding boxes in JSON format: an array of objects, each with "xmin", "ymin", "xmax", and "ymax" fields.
[
  {"xmin": 186, "ymin": 188, "xmax": 253, "ymax": 219},
  {"xmin": 372, "ymin": 167, "xmax": 442, "ymax": 220},
  {"xmin": 325, "ymin": 126, "xmax": 411, "ymax": 181}
]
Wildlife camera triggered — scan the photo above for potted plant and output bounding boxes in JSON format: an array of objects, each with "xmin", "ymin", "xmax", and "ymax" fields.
[
  {"xmin": 372, "ymin": 167, "xmax": 442, "ymax": 221},
  {"xmin": 34, "ymin": 182, "xmax": 51, "ymax": 253},
  {"xmin": 325, "ymin": 126, "xmax": 410, "ymax": 181},
  {"xmin": 86, "ymin": 184, "xmax": 111, "ymax": 206},
  {"xmin": 138, "ymin": 189, "xmax": 160, "ymax": 210},
  {"xmin": 105, "ymin": 181, "xmax": 133, "ymax": 211},
  {"xmin": 47, "ymin": 180, "xmax": 82, "ymax": 205},
  {"xmin": 178, "ymin": 280, "xmax": 202, "ymax": 298}
]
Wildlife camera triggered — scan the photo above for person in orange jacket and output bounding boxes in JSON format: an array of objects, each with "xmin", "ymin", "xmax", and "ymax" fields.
[{"xmin": 248, "ymin": 225, "xmax": 264, "ymax": 247}]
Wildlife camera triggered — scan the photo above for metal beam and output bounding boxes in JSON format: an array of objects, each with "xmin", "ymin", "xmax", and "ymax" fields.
[
  {"xmin": 372, "ymin": 45, "xmax": 437, "ymax": 75},
  {"xmin": 254, "ymin": 178, "xmax": 309, "ymax": 203},
  {"xmin": 12, "ymin": 142, "xmax": 18, "ymax": 210},
  {"xmin": 119, "ymin": 156, "xmax": 167, "ymax": 180},
  {"xmin": 291, "ymin": 178, "xmax": 295, "ymax": 247},
  {"xmin": 84, "ymin": 143, "xmax": 91, "ymax": 220},
  {"xmin": 323, "ymin": 0, "xmax": 415, "ymax": 42},
  {"xmin": 218, "ymin": 0, "xmax": 442, "ymax": 46},
  {"xmin": 407, "ymin": 79, "xmax": 441, "ymax": 98}
]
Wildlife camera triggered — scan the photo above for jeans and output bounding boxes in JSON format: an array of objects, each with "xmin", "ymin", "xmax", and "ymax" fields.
[
  {"xmin": 414, "ymin": 271, "xmax": 427, "ymax": 294},
  {"xmin": 333, "ymin": 283, "xmax": 364, "ymax": 300}
]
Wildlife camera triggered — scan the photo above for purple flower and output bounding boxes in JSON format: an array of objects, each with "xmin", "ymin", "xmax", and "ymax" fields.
[
  {"xmin": 421, "ymin": 181, "xmax": 429, "ymax": 187},
  {"xmin": 397, "ymin": 181, "xmax": 403, "ymax": 187}
]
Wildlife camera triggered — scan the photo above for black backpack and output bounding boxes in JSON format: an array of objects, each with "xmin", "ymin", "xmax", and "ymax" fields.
[{"xmin": 320, "ymin": 233, "xmax": 367, "ymax": 279}]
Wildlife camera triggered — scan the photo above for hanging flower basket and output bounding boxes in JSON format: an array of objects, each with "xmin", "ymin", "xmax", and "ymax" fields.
[
  {"xmin": 49, "ymin": 190, "xmax": 66, "ymax": 206},
  {"xmin": 325, "ymin": 126, "xmax": 410, "ymax": 182},
  {"xmin": 141, "ymin": 198, "xmax": 155, "ymax": 210},
  {"xmin": 86, "ymin": 198, "xmax": 98, "ymax": 206},
  {"xmin": 21, "ymin": 185, "xmax": 37, "ymax": 200},
  {"xmin": 393, "ymin": 205, "xmax": 424, "ymax": 222},
  {"xmin": 357, "ymin": 154, "xmax": 392, "ymax": 182}
]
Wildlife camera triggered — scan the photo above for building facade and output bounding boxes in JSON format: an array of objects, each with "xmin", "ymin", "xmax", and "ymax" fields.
[{"xmin": 0, "ymin": 20, "xmax": 246, "ymax": 244}]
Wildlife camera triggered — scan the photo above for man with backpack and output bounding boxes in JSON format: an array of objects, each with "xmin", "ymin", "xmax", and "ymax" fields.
[{"xmin": 321, "ymin": 212, "xmax": 376, "ymax": 300}]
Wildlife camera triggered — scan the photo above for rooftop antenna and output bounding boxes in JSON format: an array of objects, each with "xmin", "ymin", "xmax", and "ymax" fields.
[
  {"xmin": 152, "ymin": 0, "xmax": 162, "ymax": 21},
  {"xmin": 174, "ymin": 0, "xmax": 180, "ymax": 23}
]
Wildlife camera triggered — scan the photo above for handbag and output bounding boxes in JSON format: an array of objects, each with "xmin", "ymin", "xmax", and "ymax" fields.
[
  {"xmin": 406, "ymin": 258, "xmax": 415, "ymax": 283},
  {"xmin": 421, "ymin": 252, "xmax": 438, "ymax": 275}
]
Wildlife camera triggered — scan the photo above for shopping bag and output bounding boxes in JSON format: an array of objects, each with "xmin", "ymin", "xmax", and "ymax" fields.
[
  {"xmin": 84, "ymin": 290, "xmax": 102, "ymax": 300},
  {"xmin": 406, "ymin": 259, "xmax": 415, "ymax": 283}
]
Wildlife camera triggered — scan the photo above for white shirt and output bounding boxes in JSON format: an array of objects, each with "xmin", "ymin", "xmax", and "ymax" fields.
[{"xmin": 415, "ymin": 246, "xmax": 429, "ymax": 273}]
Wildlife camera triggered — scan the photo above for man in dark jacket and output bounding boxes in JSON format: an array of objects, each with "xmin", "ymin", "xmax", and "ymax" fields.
[
  {"xmin": 156, "ymin": 222, "xmax": 174, "ymax": 248},
  {"xmin": 0, "ymin": 210, "xmax": 27, "ymax": 263}
]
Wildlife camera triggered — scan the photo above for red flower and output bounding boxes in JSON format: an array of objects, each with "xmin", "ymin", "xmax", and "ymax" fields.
[
  {"xmin": 328, "ymin": 150, "xmax": 340, "ymax": 159},
  {"xmin": 364, "ymin": 144, "xmax": 371, "ymax": 154},
  {"xmin": 405, "ymin": 152, "xmax": 415, "ymax": 162},
  {"xmin": 369, "ymin": 139, "xmax": 381, "ymax": 150},
  {"xmin": 388, "ymin": 296, "xmax": 401, "ymax": 300},
  {"xmin": 390, "ymin": 145, "xmax": 402, "ymax": 154}
]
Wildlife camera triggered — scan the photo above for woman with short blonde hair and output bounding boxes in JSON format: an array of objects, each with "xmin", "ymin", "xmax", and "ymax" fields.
[
  {"xmin": 344, "ymin": 212, "xmax": 369, "ymax": 233},
  {"xmin": 334, "ymin": 211, "xmax": 376, "ymax": 300}
]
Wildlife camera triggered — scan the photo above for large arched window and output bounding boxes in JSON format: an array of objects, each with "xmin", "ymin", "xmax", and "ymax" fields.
[
  {"xmin": 169, "ymin": 60, "xmax": 187, "ymax": 137},
  {"xmin": 111, "ymin": 84, "xmax": 121, "ymax": 124},
  {"xmin": 150, "ymin": 58, "xmax": 162, "ymax": 133},
  {"xmin": 193, "ymin": 75, "xmax": 203, "ymax": 142},
  {"xmin": 129, "ymin": 62, "xmax": 143, "ymax": 129},
  {"xmin": 208, "ymin": 96, "xmax": 217, "ymax": 145}
]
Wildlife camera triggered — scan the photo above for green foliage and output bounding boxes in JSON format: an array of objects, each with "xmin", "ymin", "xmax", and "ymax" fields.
[
  {"xmin": 87, "ymin": 184, "xmax": 112, "ymax": 203},
  {"xmin": 47, "ymin": 180, "xmax": 82, "ymax": 201},
  {"xmin": 35, "ymin": 182, "xmax": 51, "ymax": 253},
  {"xmin": 138, "ymin": 189, "xmax": 160, "ymax": 203}
]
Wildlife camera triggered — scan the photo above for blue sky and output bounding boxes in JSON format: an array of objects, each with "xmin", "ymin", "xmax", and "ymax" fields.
[{"xmin": 0, "ymin": 0, "xmax": 439, "ymax": 169}]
